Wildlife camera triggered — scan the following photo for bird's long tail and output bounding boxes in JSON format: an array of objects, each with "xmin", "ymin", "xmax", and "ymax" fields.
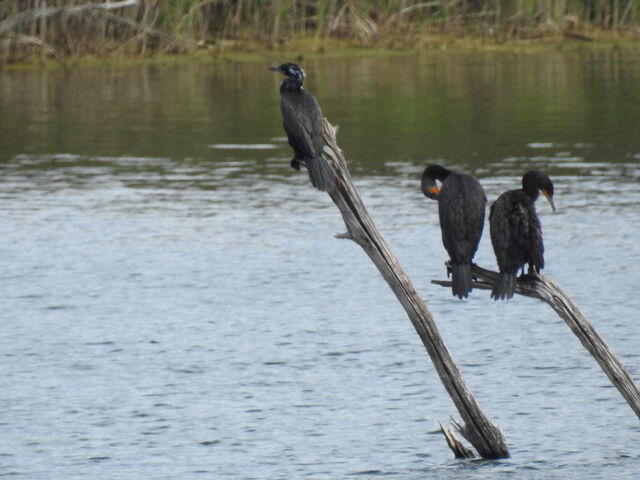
[
  {"xmin": 451, "ymin": 263, "xmax": 473, "ymax": 299},
  {"xmin": 491, "ymin": 273, "xmax": 515, "ymax": 300},
  {"xmin": 307, "ymin": 156, "xmax": 336, "ymax": 192}
]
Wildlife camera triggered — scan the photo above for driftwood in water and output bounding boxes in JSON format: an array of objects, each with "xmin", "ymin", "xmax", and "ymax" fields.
[
  {"xmin": 433, "ymin": 264, "xmax": 640, "ymax": 420},
  {"xmin": 319, "ymin": 119, "xmax": 509, "ymax": 459}
]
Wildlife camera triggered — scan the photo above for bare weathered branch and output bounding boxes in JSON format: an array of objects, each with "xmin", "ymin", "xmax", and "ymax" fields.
[
  {"xmin": 440, "ymin": 421, "xmax": 475, "ymax": 459},
  {"xmin": 320, "ymin": 119, "xmax": 509, "ymax": 459},
  {"xmin": 433, "ymin": 264, "xmax": 640, "ymax": 421}
]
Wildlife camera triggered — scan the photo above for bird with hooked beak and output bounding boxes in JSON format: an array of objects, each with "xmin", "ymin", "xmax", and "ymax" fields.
[
  {"xmin": 269, "ymin": 63, "xmax": 335, "ymax": 192},
  {"xmin": 421, "ymin": 164, "xmax": 487, "ymax": 299},
  {"xmin": 489, "ymin": 170, "xmax": 556, "ymax": 300}
]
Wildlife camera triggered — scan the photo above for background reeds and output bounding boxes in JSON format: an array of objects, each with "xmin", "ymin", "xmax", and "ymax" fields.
[{"xmin": 0, "ymin": 0, "xmax": 638, "ymax": 64}]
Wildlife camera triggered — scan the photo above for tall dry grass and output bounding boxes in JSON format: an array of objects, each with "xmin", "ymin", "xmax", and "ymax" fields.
[{"xmin": 0, "ymin": 0, "xmax": 637, "ymax": 63}]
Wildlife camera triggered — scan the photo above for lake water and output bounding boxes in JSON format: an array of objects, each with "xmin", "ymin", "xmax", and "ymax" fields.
[{"xmin": 1, "ymin": 48, "xmax": 639, "ymax": 479}]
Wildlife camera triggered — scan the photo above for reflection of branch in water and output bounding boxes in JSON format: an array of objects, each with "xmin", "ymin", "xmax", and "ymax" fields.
[
  {"xmin": 319, "ymin": 118, "xmax": 509, "ymax": 459},
  {"xmin": 433, "ymin": 263, "xmax": 640, "ymax": 421}
]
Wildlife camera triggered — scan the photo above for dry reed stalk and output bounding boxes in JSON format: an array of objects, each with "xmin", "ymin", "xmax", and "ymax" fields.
[{"xmin": 0, "ymin": 0, "xmax": 638, "ymax": 63}]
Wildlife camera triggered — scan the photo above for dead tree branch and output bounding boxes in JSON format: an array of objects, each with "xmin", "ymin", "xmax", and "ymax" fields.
[
  {"xmin": 320, "ymin": 119, "xmax": 509, "ymax": 459},
  {"xmin": 440, "ymin": 421, "xmax": 475, "ymax": 459},
  {"xmin": 433, "ymin": 264, "xmax": 640, "ymax": 421},
  {"xmin": 0, "ymin": 0, "xmax": 177, "ymax": 45},
  {"xmin": 0, "ymin": 1, "xmax": 140, "ymax": 34}
]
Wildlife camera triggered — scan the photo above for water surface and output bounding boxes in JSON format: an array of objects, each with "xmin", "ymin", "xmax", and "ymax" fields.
[{"xmin": 1, "ymin": 49, "xmax": 639, "ymax": 479}]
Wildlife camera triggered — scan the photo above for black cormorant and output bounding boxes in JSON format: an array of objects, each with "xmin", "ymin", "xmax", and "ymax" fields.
[
  {"xmin": 421, "ymin": 164, "xmax": 487, "ymax": 299},
  {"xmin": 270, "ymin": 63, "xmax": 335, "ymax": 192},
  {"xmin": 489, "ymin": 170, "xmax": 556, "ymax": 300}
]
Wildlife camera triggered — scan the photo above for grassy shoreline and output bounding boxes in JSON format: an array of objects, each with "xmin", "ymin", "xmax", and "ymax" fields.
[
  {"xmin": 3, "ymin": 30, "xmax": 639, "ymax": 70},
  {"xmin": 1, "ymin": 1, "xmax": 638, "ymax": 67}
]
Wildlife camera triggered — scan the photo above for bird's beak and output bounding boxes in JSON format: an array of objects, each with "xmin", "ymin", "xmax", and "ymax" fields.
[
  {"xmin": 541, "ymin": 189, "xmax": 556, "ymax": 212},
  {"xmin": 269, "ymin": 66, "xmax": 283, "ymax": 73},
  {"xmin": 421, "ymin": 183, "xmax": 440, "ymax": 199}
]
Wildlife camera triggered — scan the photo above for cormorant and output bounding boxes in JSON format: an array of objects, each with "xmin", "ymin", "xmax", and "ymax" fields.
[
  {"xmin": 489, "ymin": 170, "xmax": 556, "ymax": 300},
  {"xmin": 421, "ymin": 164, "xmax": 487, "ymax": 299},
  {"xmin": 270, "ymin": 62, "xmax": 335, "ymax": 192}
]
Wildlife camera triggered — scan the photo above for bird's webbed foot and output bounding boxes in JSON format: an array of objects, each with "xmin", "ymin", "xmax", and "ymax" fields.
[
  {"xmin": 523, "ymin": 264, "xmax": 541, "ymax": 277},
  {"xmin": 517, "ymin": 265, "xmax": 531, "ymax": 279},
  {"xmin": 520, "ymin": 267, "xmax": 540, "ymax": 282},
  {"xmin": 470, "ymin": 262, "xmax": 480, "ymax": 280},
  {"xmin": 444, "ymin": 260, "xmax": 453, "ymax": 278},
  {"xmin": 290, "ymin": 158, "xmax": 305, "ymax": 171}
]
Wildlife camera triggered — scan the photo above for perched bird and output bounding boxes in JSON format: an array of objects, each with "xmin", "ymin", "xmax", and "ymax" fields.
[
  {"xmin": 421, "ymin": 164, "xmax": 487, "ymax": 299},
  {"xmin": 489, "ymin": 170, "xmax": 556, "ymax": 300},
  {"xmin": 269, "ymin": 62, "xmax": 335, "ymax": 192}
]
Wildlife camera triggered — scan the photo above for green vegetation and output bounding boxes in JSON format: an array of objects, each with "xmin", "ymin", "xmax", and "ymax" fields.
[{"xmin": 0, "ymin": 0, "xmax": 638, "ymax": 64}]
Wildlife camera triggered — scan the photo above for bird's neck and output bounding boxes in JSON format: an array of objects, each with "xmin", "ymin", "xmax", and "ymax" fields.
[
  {"xmin": 428, "ymin": 165, "xmax": 452, "ymax": 182},
  {"xmin": 280, "ymin": 76, "xmax": 304, "ymax": 93},
  {"xmin": 523, "ymin": 185, "xmax": 540, "ymax": 201}
]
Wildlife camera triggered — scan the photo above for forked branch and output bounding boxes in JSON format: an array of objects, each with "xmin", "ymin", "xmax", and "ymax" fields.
[{"xmin": 433, "ymin": 264, "xmax": 640, "ymax": 421}]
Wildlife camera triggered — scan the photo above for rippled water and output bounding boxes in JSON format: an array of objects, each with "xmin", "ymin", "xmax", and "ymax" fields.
[{"xmin": 1, "ymin": 50, "xmax": 640, "ymax": 479}]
